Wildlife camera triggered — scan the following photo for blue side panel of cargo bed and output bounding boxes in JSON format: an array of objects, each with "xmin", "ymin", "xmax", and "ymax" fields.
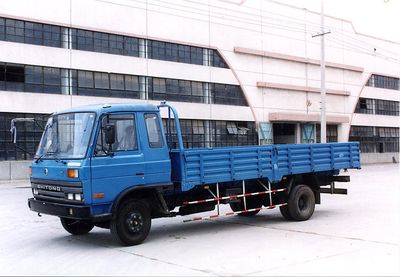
[{"xmin": 170, "ymin": 142, "xmax": 360, "ymax": 192}]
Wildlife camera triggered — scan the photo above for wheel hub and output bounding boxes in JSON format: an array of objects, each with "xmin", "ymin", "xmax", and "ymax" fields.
[
  {"xmin": 298, "ymin": 196, "xmax": 308, "ymax": 211},
  {"xmin": 126, "ymin": 212, "xmax": 143, "ymax": 233}
]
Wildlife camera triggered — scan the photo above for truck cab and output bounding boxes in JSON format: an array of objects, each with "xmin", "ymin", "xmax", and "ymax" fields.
[{"xmin": 28, "ymin": 103, "xmax": 173, "ymax": 243}]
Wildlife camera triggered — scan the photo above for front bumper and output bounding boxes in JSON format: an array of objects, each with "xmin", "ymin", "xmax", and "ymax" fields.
[{"xmin": 28, "ymin": 198, "xmax": 91, "ymax": 219}]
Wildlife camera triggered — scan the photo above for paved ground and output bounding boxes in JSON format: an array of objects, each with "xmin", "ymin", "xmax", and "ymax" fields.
[{"xmin": 0, "ymin": 164, "xmax": 399, "ymax": 276}]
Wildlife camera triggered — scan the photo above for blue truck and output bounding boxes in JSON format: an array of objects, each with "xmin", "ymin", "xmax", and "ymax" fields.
[{"xmin": 24, "ymin": 102, "xmax": 361, "ymax": 246}]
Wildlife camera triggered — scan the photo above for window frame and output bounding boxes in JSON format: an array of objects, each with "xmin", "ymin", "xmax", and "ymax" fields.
[{"xmin": 94, "ymin": 112, "xmax": 139, "ymax": 156}]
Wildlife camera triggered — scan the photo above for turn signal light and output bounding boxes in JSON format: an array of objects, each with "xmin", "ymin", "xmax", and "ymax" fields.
[
  {"xmin": 93, "ymin": 193, "xmax": 105, "ymax": 199},
  {"xmin": 67, "ymin": 169, "xmax": 79, "ymax": 178}
]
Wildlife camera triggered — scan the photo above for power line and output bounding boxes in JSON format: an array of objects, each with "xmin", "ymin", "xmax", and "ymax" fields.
[{"xmin": 92, "ymin": 0, "xmax": 400, "ymax": 64}]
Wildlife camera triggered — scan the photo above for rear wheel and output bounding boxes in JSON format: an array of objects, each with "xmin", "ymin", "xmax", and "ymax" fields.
[
  {"xmin": 110, "ymin": 199, "xmax": 151, "ymax": 246},
  {"xmin": 279, "ymin": 185, "xmax": 315, "ymax": 221},
  {"xmin": 60, "ymin": 218, "xmax": 94, "ymax": 235}
]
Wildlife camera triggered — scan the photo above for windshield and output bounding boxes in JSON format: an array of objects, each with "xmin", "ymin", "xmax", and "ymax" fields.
[{"xmin": 35, "ymin": 112, "xmax": 96, "ymax": 159}]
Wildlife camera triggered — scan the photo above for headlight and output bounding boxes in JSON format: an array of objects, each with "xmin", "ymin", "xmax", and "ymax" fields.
[
  {"xmin": 67, "ymin": 193, "xmax": 74, "ymax": 200},
  {"xmin": 33, "ymin": 188, "xmax": 38, "ymax": 195},
  {"xmin": 74, "ymin": 194, "xmax": 82, "ymax": 201}
]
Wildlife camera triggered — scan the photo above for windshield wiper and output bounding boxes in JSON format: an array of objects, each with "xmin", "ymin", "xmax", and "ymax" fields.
[
  {"xmin": 46, "ymin": 151, "xmax": 67, "ymax": 164},
  {"xmin": 34, "ymin": 153, "xmax": 45, "ymax": 163},
  {"xmin": 34, "ymin": 150, "xmax": 60, "ymax": 164}
]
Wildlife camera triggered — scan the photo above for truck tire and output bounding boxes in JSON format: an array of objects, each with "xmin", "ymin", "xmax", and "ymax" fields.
[
  {"xmin": 60, "ymin": 218, "xmax": 94, "ymax": 235},
  {"xmin": 110, "ymin": 199, "xmax": 151, "ymax": 246},
  {"xmin": 230, "ymin": 198, "xmax": 261, "ymax": 216},
  {"xmin": 279, "ymin": 185, "xmax": 315, "ymax": 221}
]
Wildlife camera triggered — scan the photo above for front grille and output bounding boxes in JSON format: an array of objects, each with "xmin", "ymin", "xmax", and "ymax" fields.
[{"xmin": 30, "ymin": 178, "xmax": 83, "ymax": 204}]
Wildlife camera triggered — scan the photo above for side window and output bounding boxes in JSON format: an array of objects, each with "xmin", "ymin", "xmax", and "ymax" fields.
[
  {"xmin": 144, "ymin": 113, "xmax": 163, "ymax": 148},
  {"xmin": 95, "ymin": 114, "xmax": 137, "ymax": 155}
]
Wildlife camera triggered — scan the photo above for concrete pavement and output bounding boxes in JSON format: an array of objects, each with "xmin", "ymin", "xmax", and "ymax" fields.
[{"xmin": 0, "ymin": 164, "xmax": 398, "ymax": 276}]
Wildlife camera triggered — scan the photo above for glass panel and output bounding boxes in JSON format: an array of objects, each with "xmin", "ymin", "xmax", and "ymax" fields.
[
  {"xmin": 36, "ymin": 112, "xmax": 96, "ymax": 159},
  {"xmin": 43, "ymin": 67, "xmax": 60, "ymax": 85},
  {"xmin": 5, "ymin": 19, "xmax": 24, "ymax": 43},
  {"xmin": 110, "ymin": 73, "xmax": 124, "ymax": 90},
  {"xmin": 78, "ymin": 71, "xmax": 94, "ymax": 88},
  {"xmin": 0, "ymin": 18, "xmax": 5, "ymax": 40},
  {"xmin": 95, "ymin": 114, "xmax": 137, "ymax": 154},
  {"xmin": 178, "ymin": 45, "xmax": 190, "ymax": 63},
  {"xmin": 124, "ymin": 36, "xmax": 139, "ymax": 56},
  {"xmin": 144, "ymin": 113, "xmax": 163, "ymax": 148},
  {"xmin": 109, "ymin": 34, "xmax": 124, "ymax": 55},
  {"xmin": 190, "ymin": 46, "xmax": 203, "ymax": 65},
  {"xmin": 43, "ymin": 24, "xmax": 61, "ymax": 47},
  {"xmin": 93, "ymin": 31, "xmax": 109, "ymax": 53},
  {"xmin": 125, "ymin": 75, "xmax": 140, "ymax": 91},
  {"xmin": 94, "ymin": 72, "xmax": 109, "ymax": 89}
]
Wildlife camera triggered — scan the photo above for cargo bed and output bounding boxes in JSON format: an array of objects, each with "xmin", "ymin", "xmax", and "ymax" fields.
[{"xmin": 171, "ymin": 142, "xmax": 360, "ymax": 191}]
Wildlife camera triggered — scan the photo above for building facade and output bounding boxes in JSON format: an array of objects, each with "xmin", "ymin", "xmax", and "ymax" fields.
[{"xmin": 0, "ymin": 0, "xmax": 399, "ymax": 179}]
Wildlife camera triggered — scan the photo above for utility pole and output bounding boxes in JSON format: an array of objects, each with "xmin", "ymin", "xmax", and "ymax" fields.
[
  {"xmin": 320, "ymin": 0, "xmax": 326, "ymax": 143},
  {"xmin": 312, "ymin": 0, "xmax": 330, "ymax": 143}
]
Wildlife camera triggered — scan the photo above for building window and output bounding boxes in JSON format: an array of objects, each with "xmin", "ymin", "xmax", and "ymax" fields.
[
  {"xmin": 316, "ymin": 125, "xmax": 338, "ymax": 143},
  {"xmin": 43, "ymin": 67, "xmax": 61, "ymax": 93},
  {"xmin": 93, "ymin": 32, "xmax": 109, "ymax": 53},
  {"xmin": 153, "ymin": 78, "xmax": 167, "ymax": 94},
  {"xmin": 110, "ymin": 73, "xmax": 124, "ymax": 91},
  {"xmin": 109, "ymin": 34, "xmax": 124, "ymax": 55},
  {"xmin": 0, "ymin": 112, "xmax": 48, "ymax": 160},
  {"xmin": 124, "ymin": 75, "xmax": 140, "ymax": 94},
  {"xmin": 190, "ymin": 46, "xmax": 203, "ymax": 65},
  {"xmin": 94, "ymin": 72, "xmax": 110, "ymax": 89},
  {"xmin": 42, "ymin": 25, "xmax": 62, "ymax": 47},
  {"xmin": 210, "ymin": 50, "xmax": 228, "ymax": 68},
  {"xmin": 191, "ymin": 81, "xmax": 204, "ymax": 103},
  {"xmin": 77, "ymin": 70, "xmax": 95, "ymax": 96},
  {"xmin": 25, "ymin": 65, "xmax": 43, "ymax": 93},
  {"xmin": 78, "ymin": 71, "xmax": 94, "ymax": 88},
  {"xmin": 210, "ymin": 83, "xmax": 246, "ymax": 106},
  {"xmin": 24, "ymin": 22, "xmax": 43, "ymax": 45},
  {"xmin": 5, "ymin": 19, "xmax": 24, "ymax": 43},
  {"xmin": 178, "ymin": 45, "xmax": 191, "ymax": 63},
  {"xmin": 162, "ymin": 119, "xmax": 257, "ymax": 148},
  {"xmin": 0, "ymin": 18, "xmax": 5, "ymax": 40},
  {"xmin": 355, "ymin": 98, "xmax": 399, "ymax": 116},
  {"xmin": 165, "ymin": 42, "xmax": 178, "ymax": 62},
  {"xmin": 367, "ymin": 74, "xmax": 400, "ymax": 91},
  {"xmin": 349, "ymin": 126, "xmax": 399, "ymax": 153},
  {"xmin": 0, "ymin": 61, "xmax": 247, "ymax": 106},
  {"xmin": 124, "ymin": 37, "xmax": 139, "ymax": 56},
  {"xmin": 0, "ymin": 16, "xmax": 229, "ymax": 68},
  {"xmin": 4, "ymin": 64, "xmax": 25, "ymax": 91}
]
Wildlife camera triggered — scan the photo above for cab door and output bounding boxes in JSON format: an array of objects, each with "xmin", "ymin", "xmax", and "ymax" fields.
[
  {"xmin": 90, "ymin": 113, "xmax": 145, "ymax": 204},
  {"xmin": 141, "ymin": 112, "xmax": 171, "ymax": 185}
]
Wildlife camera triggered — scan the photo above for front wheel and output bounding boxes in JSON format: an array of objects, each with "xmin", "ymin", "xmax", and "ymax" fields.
[
  {"xmin": 60, "ymin": 218, "xmax": 94, "ymax": 235},
  {"xmin": 279, "ymin": 185, "xmax": 315, "ymax": 221},
  {"xmin": 110, "ymin": 199, "xmax": 151, "ymax": 246}
]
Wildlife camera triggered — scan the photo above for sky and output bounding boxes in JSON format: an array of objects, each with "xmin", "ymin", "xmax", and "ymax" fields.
[{"xmin": 277, "ymin": 0, "xmax": 400, "ymax": 42}]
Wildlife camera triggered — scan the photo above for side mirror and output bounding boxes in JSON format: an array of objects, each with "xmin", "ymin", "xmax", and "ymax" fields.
[{"xmin": 104, "ymin": 124, "xmax": 116, "ymax": 145}]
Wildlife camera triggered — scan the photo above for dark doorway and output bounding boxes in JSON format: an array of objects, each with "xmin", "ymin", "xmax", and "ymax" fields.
[{"xmin": 273, "ymin": 123, "xmax": 296, "ymax": 144}]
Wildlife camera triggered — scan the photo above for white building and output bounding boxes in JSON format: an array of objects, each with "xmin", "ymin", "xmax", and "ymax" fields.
[{"xmin": 0, "ymin": 0, "xmax": 399, "ymax": 179}]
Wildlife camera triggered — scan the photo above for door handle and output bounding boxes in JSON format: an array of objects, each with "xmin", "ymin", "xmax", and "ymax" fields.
[{"xmin": 135, "ymin": 172, "xmax": 145, "ymax": 176}]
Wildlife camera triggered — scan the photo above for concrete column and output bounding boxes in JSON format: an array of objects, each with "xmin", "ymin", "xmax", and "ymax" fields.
[
  {"xmin": 139, "ymin": 39, "xmax": 147, "ymax": 58},
  {"xmin": 140, "ymin": 76, "xmax": 147, "ymax": 100},
  {"xmin": 296, "ymin": 123, "xmax": 301, "ymax": 144}
]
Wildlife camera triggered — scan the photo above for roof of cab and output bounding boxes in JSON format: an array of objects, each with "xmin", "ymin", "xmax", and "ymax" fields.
[{"xmin": 52, "ymin": 102, "xmax": 159, "ymax": 115}]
